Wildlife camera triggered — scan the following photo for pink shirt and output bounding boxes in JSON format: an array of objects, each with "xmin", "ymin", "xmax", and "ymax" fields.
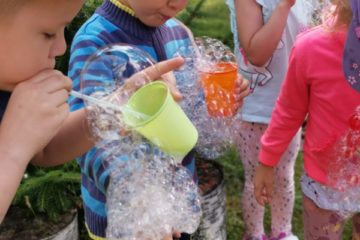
[{"xmin": 259, "ymin": 26, "xmax": 360, "ymax": 186}]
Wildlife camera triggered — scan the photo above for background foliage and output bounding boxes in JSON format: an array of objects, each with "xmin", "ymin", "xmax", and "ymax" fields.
[{"xmin": 14, "ymin": 162, "xmax": 81, "ymax": 222}]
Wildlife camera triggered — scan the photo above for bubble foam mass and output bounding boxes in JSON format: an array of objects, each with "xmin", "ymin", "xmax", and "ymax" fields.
[{"xmin": 79, "ymin": 44, "xmax": 201, "ymax": 239}]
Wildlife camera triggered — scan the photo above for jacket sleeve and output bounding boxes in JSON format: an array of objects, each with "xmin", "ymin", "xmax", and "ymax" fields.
[
  {"xmin": 68, "ymin": 34, "xmax": 107, "ymax": 111},
  {"xmin": 259, "ymin": 44, "xmax": 309, "ymax": 166},
  {"xmin": 68, "ymin": 32, "xmax": 112, "ymax": 193}
]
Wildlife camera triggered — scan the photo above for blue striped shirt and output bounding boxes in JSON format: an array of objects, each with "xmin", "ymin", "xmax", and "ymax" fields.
[{"xmin": 68, "ymin": 1, "xmax": 196, "ymax": 238}]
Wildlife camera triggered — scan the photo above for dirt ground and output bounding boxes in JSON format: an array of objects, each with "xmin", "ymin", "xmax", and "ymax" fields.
[{"xmin": 0, "ymin": 206, "xmax": 76, "ymax": 240}]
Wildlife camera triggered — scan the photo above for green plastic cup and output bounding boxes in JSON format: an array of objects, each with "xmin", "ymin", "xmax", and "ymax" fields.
[{"xmin": 123, "ymin": 81, "xmax": 198, "ymax": 162}]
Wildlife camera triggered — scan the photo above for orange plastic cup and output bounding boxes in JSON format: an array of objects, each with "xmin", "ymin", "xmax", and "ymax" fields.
[{"xmin": 200, "ymin": 62, "xmax": 238, "ymax": 117}]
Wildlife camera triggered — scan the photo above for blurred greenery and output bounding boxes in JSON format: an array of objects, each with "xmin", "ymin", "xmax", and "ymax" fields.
[
  {"xmin": 14, "ymin": 162, "xmax": 81, "ymax": 222},
  {"xmin": 178, "ymin": 0, "xmax": 233, "ymax": 48}
]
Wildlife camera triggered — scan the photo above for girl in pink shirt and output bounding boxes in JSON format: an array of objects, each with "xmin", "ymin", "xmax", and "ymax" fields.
[{"xmin": 255, "ymin": 0, "xmax": 360, "ymax": 238}]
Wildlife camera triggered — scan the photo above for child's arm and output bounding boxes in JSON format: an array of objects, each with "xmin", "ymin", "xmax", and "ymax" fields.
[
  {"xmin": 0, "ymin": 148, "xmax": 28, "ymax": 223},
  {"xmin": 31, "ymin": 108, "xmax": 93, "ymax": 166},
  {"xmin": 0, "ymin": 69, "xmax": 71, "ymax": 222},
  {"xmin": 31, "ymin": 57, "xmax": 186, "ymax": 167},
  {"xmin": 234, "ymin": 0, "xmax": 295, "ymax": 66},
  {"xmin": 254, "ymin": 38, "xmax": 309, "ymax": 206}
]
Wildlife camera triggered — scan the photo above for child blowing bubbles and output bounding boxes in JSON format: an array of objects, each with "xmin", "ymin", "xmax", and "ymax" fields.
[
  {"xmin": 0, "ymin": 0, "xmax": 186, "ymax": 231},
  {"xmin": 0, "ymin": 0, "xmax": 87, "ymax": 223},
  {"xmin": 255, "ymin": 0, "xmax": 360, "ymax": 238}
]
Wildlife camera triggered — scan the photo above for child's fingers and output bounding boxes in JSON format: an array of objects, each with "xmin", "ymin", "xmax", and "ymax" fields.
[
  {"xmin": 160, "ymin": 72, "xmax": 183, "ymax": 101},
  {"xmin": 173, "ymin": 231, "xmax": 181, "ymax": 238},
  {"xmin": 258, "ymin": 187, "xmax": 272, "ymax": 205},
  {"xmin": 264, "ymin": 181, "xmax": 273, "ymax": 203},
  {"xmin": 254, "ymin": 163, "xmax": 274, "ymax": 205},
  {"xmin": 122, "ymin": 57, "xmax": 184, "ymax": 100},
  {"xmin": 49, "ymin": 89, "xmax": 71, "ymax": 108},
  {"xmin": 145, "ymin": 57, "xmax": 184, "ymax": 101},
  {"xmin": 167, "ymin": 83, "xmax": 183, "ymax": 101},
  {"xmin": 27, "ymin": 69, "xmax": 72, "ymax": 93},
  {"xmin": 234, "ymin": 77, "xmax": 250, "ymax": 98},
  {"xmin": 25, "ymin": 69, "xmax": 58, "ymax": 83},
  {"xmin": 261, "ymin": 188, "xmax": 270, "ymax": 204},
  {"xmin": 254, "ymin": 183, "xmax": 266, "ymax": 205},
  {"xmin": 232, "ymin": 77, "xmax": 250, "ymax": 110},
  {"xmin": 43, "ymin": 75, "xmax": 72, "ymax": 93},
  {"xmin": 143, "ymin": 57, "xmax": 185, "ymax": 81},
  {"xmin": 240, "ymin": 77, "xmax": 250, "ymax": 91},
  {"xmin": 27, "ymin": 69, "xmax": 63, "ymax": 83},
  {"xmin": 237, "ymin": 78, "xmax": 250, "ymax": 97}
]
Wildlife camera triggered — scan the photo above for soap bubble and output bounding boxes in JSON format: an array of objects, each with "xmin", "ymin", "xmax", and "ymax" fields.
[
  {"xmin": 80, "ymin": 44, "xmax": 155, "ymax": 94},
  {"xmin": 174, "ymin": 36, "xmax": 240, "ymax": 159},
  {"xmin": 106, "ymin": 150, "xmax": 202, "ymax": 240},
  {"xmin": 327, "ymin": 106, "xmax": 360, "ymax": 201},
  {"xmin": 77, "ymin": 44, "xmax": 202, "ymax": 239},
  {"xmin": 78, "ymin": 44, "xmax": 156, "ymax": 141},
  {"xmin": 328, "ymin": 106, "xmax": 360, "ymax": 213}
]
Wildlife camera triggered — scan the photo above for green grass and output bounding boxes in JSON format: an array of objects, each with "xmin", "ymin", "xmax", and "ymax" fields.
[
  {"xmin": 178, "ymin": 0, "xmax": 234, "ymax": 48},
  {"xmin": 219, "ymin": 148, "xmax": 304, "ymax": 239}
]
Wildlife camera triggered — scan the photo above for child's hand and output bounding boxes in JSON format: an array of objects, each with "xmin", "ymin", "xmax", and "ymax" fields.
[
  {"xmin": 0, "ymin": 69, "xmax": 71, "ymax": 162},
  {"xmin": 143, "ymin": 57, "xmax": 184, "ymax": 101},
  {"xmin": 121, "ymin": 57, "xmax": 184, "ymax": 102},
  {"xmin": 254, "ymin": 163, "xmax": 274, "ymax": 206},
  {"xmin": 234, "ymin": 74, "xmax": 250, "ymax": 110},
  {"xmin": 162, "ymin": 231, "xmax": 181, "ymax": 240}
]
